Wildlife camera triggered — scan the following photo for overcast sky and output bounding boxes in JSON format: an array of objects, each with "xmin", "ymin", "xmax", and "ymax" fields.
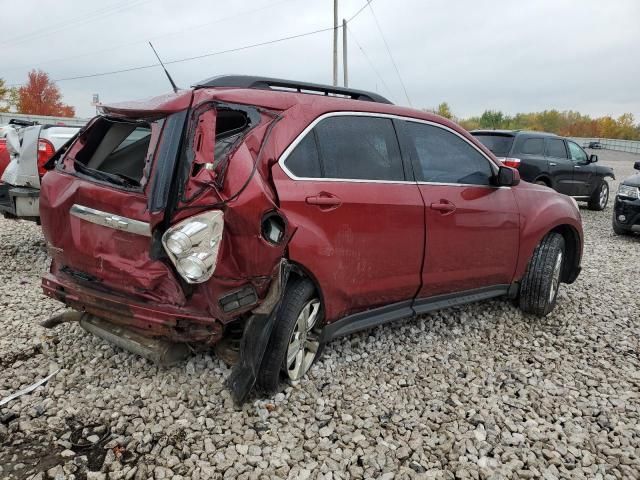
[{"xmin": 2, "ymin": 0, "xmax": 638, "ymax": 119}]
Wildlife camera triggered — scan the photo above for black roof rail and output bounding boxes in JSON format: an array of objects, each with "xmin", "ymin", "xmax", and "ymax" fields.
[{"xmin": 193, "ymin": 75, "xmax": 392, "ymax": 104}]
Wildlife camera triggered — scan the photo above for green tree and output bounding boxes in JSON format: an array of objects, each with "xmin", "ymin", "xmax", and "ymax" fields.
[
  {"xmin": 435, "ymin": 102, "xmax": 454, "ymax": 120},
  {"xmin": 0, "ymin": 78, "xmax": 14, "ymax": 112},
  {"xmin": 479, "ymin": 110, "xmax": 505, "ymax": 129}
]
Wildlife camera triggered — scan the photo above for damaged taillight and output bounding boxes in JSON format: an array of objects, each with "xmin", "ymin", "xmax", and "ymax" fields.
[
  {"xmin": 162, "ymin": 211, "xmax": 224, "ymax": 283},
  {"xmin": 38, "ymin": 138, "xmax": 56, "ymax": 176}
]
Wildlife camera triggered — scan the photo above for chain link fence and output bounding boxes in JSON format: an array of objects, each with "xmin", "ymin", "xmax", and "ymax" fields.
[{"xmin": 570, "ymin": 137, "xmax": 640, "ymax": 154}]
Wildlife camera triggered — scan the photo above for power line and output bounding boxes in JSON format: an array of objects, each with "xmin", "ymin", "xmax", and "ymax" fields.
[
  {"xmin": 1, "ymin": 0, "xmax": 294, "ymax": 76},
  {"xmin": 42, "ymin": 25, "xmax": 340, "ymax": 84},
  {"xmin": 366, "ymin": 1, "xmax": 412, "ymax": 106},
  {"xmin": 0, "ymin": 0, "xmax": 151, "ymax": 48},
  {"xmin": 346, "ymin": 25, "xmax": 395, "ymax": 102},
  {"xmin": 347, "ymin": 0, "xmax": 374, "ymax": 23}
]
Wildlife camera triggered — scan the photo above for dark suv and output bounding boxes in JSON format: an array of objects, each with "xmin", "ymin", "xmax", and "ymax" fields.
[
  {"xmin": 612, "ymin": 161, "xmax": 640, "ymax": 235},
  {"xmin": 38, "ymin": 76, "xmax": 583, "ymax": 401},
  {"xmin": 471, "ymin": 130, "xmax": 615, "ymax": 210}
]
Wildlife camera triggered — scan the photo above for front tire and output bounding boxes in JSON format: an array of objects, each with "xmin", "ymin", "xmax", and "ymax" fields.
[
  {"xmin": 519, "ymin": 233, "xmax": 565, "ymax": 316},
  {"xmin": 257, "ymin": 278, "xmax": 322, "ymax": 393},
  {"xmin": 588, "ymin": 180, "xmax": 609, "ymax": 210}
]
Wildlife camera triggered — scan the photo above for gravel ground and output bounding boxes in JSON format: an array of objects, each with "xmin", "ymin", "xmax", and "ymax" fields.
[{"xmin": 1, "ymin": 150, "xmax": 639, "ymax": 480}]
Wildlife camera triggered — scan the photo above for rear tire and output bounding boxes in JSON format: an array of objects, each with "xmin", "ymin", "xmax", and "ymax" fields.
[
  {"xmin": 519, "ymin": 233, "xmax": 565, "ymax": 316},
  {"xmin": 257, "ymin": 278, "xmax": 323, "ymax": 393},
  {"xmin": 535, "ymin": 180, "xmax": 549, "ymax": 187},
  {"xmin": 588, "ymin": 180, "xmax": 609, "ymax": 211}
]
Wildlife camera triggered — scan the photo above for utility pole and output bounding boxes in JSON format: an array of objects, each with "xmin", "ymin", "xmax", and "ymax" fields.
[
  {"xmin": 333, "ymin": 0, "xmax": 338, "ymax": 86},
  {"xmin": 342, "ymin": 19, "xmax": 348, "ymax": 87}
]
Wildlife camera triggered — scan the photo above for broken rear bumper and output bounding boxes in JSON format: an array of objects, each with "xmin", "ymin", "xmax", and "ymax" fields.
[
  {"xmin": 42, "ymin": 273, "xmax": 223, "ymax": 344},
  {"xmin": 0, "ymin": 183, "xmax": 40, "ymax": 221}
]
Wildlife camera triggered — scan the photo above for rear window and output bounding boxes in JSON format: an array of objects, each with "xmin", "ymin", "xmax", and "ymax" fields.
[
  {"xmin": 471, "ymin": 134, "xmax": 514, "ymax": 157},
  {"xmin": 72, "ymin": 117, "xmax": 159, "ymax": 188}
]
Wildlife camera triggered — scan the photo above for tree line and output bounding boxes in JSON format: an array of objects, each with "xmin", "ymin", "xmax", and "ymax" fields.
[
  {"xmin": 426, "ymin": 102, "xmax": 640, "ymax": 140},
  {"xmin": 0, "ymin": 70, "xmax": 75, "ymax": 117}
]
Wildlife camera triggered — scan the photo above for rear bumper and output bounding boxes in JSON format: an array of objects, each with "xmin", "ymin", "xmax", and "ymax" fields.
[
  {"xmin": 42, "ymin": 273, "xmax": 224, "ymax": 344},
  {"xmin": 0, "ymin": 183, "xmax": 40, "ymax": 221}
]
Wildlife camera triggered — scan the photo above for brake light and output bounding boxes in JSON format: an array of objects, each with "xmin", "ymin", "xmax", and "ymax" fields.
[
  {"xmin": 37, "ymin": 139, "xmax": 56, "ymax": 177},
  {"xmin": 499, "ymin": 157, "xmax": 521, "ymax": 169}
]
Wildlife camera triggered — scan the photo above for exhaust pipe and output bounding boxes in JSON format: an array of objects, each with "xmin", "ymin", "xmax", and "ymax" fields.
[{"xmin": 79, "ymin": 314, "xmax": 190, "ymax": 366}]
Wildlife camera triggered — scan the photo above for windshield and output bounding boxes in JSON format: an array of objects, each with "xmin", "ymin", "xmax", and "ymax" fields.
[{"xmin": 472, "ymin": 134, "xmax": 515, "ymax": 157}]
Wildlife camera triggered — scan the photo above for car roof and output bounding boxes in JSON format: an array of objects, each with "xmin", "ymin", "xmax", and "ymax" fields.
[{"xmin": 471, "ymin": 129, "xmax": 558, "ymax": 138}]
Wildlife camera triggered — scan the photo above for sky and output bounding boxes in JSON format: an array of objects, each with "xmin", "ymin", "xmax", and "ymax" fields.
[{"xmin": 1, "ymin": 0, "xmax": 638, "ymax": 119}]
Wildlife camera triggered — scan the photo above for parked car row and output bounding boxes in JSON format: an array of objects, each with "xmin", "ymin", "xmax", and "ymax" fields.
[{"xmin": 3, "ymin": 76, "xmax": 634, "ymax": 402}]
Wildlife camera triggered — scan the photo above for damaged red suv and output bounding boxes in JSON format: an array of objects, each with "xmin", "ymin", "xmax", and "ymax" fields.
[{"xmin": 39, "ymin": 75, "xmax": 582, "ymax": 402}]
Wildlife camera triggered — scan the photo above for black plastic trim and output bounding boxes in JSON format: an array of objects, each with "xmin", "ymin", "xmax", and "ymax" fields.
[
  {"xmin": 320, "ymin": 285, "xmax": 511, "ymax": 343},
  {"xmin": 193, "ymin": 74, "xmax": 392, "ymax": 104}
]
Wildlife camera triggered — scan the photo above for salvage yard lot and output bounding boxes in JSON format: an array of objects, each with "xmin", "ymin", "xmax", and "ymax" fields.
[{"xmin": 1, "ymin": 150, "xmax": 639, "ymax": 479}]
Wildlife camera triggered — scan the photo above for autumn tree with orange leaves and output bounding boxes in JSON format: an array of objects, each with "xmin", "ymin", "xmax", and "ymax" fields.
[{"xmin": 16, "ymin": 69, "xmax": 75, "ymax": 117}]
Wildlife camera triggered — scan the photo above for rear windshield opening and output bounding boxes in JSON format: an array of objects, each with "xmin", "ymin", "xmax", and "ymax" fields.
[
  {"xmin": 74, "ymin": 117, "xmax": 155, "ymax": 188},
  {"xmin": 472, "ymin": 134, "xmax": 515, "ymax": 157}
]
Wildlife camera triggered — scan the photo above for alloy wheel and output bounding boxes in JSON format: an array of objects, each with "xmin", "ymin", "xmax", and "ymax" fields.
[
  {"xmin": 286, "ymin": 299, "xmax": 321, "ymax": 381},
  {"xmin": 599, "ymin": 183, "xmax": 609, "ymax": 209}
]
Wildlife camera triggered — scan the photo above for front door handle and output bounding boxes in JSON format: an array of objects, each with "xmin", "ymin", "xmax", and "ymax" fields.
[
  {"xmin": 430, "ymin": 201, "xmax": 456, "ymax": 214},
  {"xmin": 306, "ymin": 193, "xmax": 342, "ymax": 208},
  {"xmin": 549, "ymin": 162, "xmax": 557, "ymax": 166}
]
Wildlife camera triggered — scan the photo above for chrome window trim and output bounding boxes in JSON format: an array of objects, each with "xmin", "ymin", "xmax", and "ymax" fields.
[
  {"xmin": 277, "ymin": 111, "xmax": 502, "ymax": 185},
  {"xmin": 70, "ymin": 204, "xmax": 151, "ymax": 237}
]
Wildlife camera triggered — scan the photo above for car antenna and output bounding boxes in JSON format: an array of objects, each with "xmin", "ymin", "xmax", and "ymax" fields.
[{"xmin": 148, "ymin": 42, "xmax": 179, "ymax": 93}]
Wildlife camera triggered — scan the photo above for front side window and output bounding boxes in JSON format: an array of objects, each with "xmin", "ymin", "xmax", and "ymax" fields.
[
  {"xmin": 520, "ymin": 138, "xmax": 544, "ymax": 155},
  {"xmin": 545, "ymin": 138, "xmax": 568, "ymax": 158},
  {"xmin": 405, "ymin": 122, "xmax": 494, "ymax": 185},
  {"xmin": 567, "ymin": 141, "xmax": 588, "ymax": 163}
]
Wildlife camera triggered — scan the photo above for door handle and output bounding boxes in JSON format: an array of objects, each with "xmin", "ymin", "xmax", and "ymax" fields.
[
  {"xmin": 305, "ymin": 194, "xmax": 342, "ymax": 207},
  {"xmin": 574, "ymin": 165, "xmax": 581, "ymax": 169},
  {"xmin": 549, "ymin": 162, "xmax": 557, "ymax": 166},
  {"xmin": 430, "ymin": 201, "xmax": 456, "ymax": 214}
]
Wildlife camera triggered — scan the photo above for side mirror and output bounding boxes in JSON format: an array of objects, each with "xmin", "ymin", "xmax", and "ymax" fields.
[
  {"xmin": 589, "ymin": 154, "xmax": 598, "ymax": 163},
  {"xmin": 634, "ymin": 161, "xmax": 640, "ymax": 171},
  {"xmin": 496, "ymin": 166, "xmax": 520, "ymax": 187}
]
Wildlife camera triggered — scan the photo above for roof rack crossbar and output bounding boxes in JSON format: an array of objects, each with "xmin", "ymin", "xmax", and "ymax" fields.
[{"xmin": 193, "ymin": 75, "xmax": 392, "ymax": 104}]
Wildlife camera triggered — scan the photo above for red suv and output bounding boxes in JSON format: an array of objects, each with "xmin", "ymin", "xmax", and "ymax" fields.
[{"xmin": 39, "ymin": 76, "xmax": 583, "ymax": 401}]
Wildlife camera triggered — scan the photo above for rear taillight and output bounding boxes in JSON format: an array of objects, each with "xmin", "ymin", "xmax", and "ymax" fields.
[
  {"xmin": 499, "ymin": 157, "xmax": 521, "ymax": 169},
  {"xmin": 37, "ymin": 139, "xmax": 56, "ymax": 177}
]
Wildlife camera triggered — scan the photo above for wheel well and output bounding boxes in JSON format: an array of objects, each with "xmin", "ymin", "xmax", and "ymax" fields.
[
  {"xmin": 286, "ymin": 261, "xmax": 325, "ymax": 309},
  {"xmin": 550, "ymin": 224, "xmax": 581, "ymax": 283},
  {"xmin": 535, "ymin": 176, "xmax": 551, "ymax": 187}
]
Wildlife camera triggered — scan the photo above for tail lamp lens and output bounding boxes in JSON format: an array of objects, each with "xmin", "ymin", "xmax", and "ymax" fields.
[
  {"xmin": 499, "ymin": 157, "xmax": 521, "ymax": 169},
  {"xmin": 37, "ymin": 139, "xmax": 56, "ymax": 176},
  {"xmin": 162, "ymin": 211, "xmax": 224, "ymax": 284}
]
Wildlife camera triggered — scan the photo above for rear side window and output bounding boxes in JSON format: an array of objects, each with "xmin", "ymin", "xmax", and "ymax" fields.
[
  {"xmin": 520, "ymin": 138, "xmax": 544, "ymax": 155},
  {"xmin": 545, "ymin": 138, "xmax": 567, "ymax": 158},
  {"xmin": 284, "ymin": 133, "xmax": 322, "ymax": 178},
  {"xmin": 314, "ymin": 116, "xmax": 404, "ymax": 181},
  {"xmin": 405, "ymin": 122, "xmax": 494, "ymax": 185},
  {"xmin": 471, "ymin": 134, "xmax": 514, "ymax": 157}
]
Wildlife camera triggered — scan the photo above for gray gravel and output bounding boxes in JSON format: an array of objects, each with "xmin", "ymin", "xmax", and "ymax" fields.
[{"xmin": 1, "ymin": 150, "xmax": 639, "ymax": 479}]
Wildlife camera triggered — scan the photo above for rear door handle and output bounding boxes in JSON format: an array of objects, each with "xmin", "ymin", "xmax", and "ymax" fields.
[
  {"xmin": 549, "ymin": 162, "xmax": 557, "ymax": 166},
  {"xmin": 430, "ymin": 201, "xmax": 456, "ymax": 214},
  {"xmin": 305, "ymin": 194, "xmax": 342, "ymax": 207}
]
